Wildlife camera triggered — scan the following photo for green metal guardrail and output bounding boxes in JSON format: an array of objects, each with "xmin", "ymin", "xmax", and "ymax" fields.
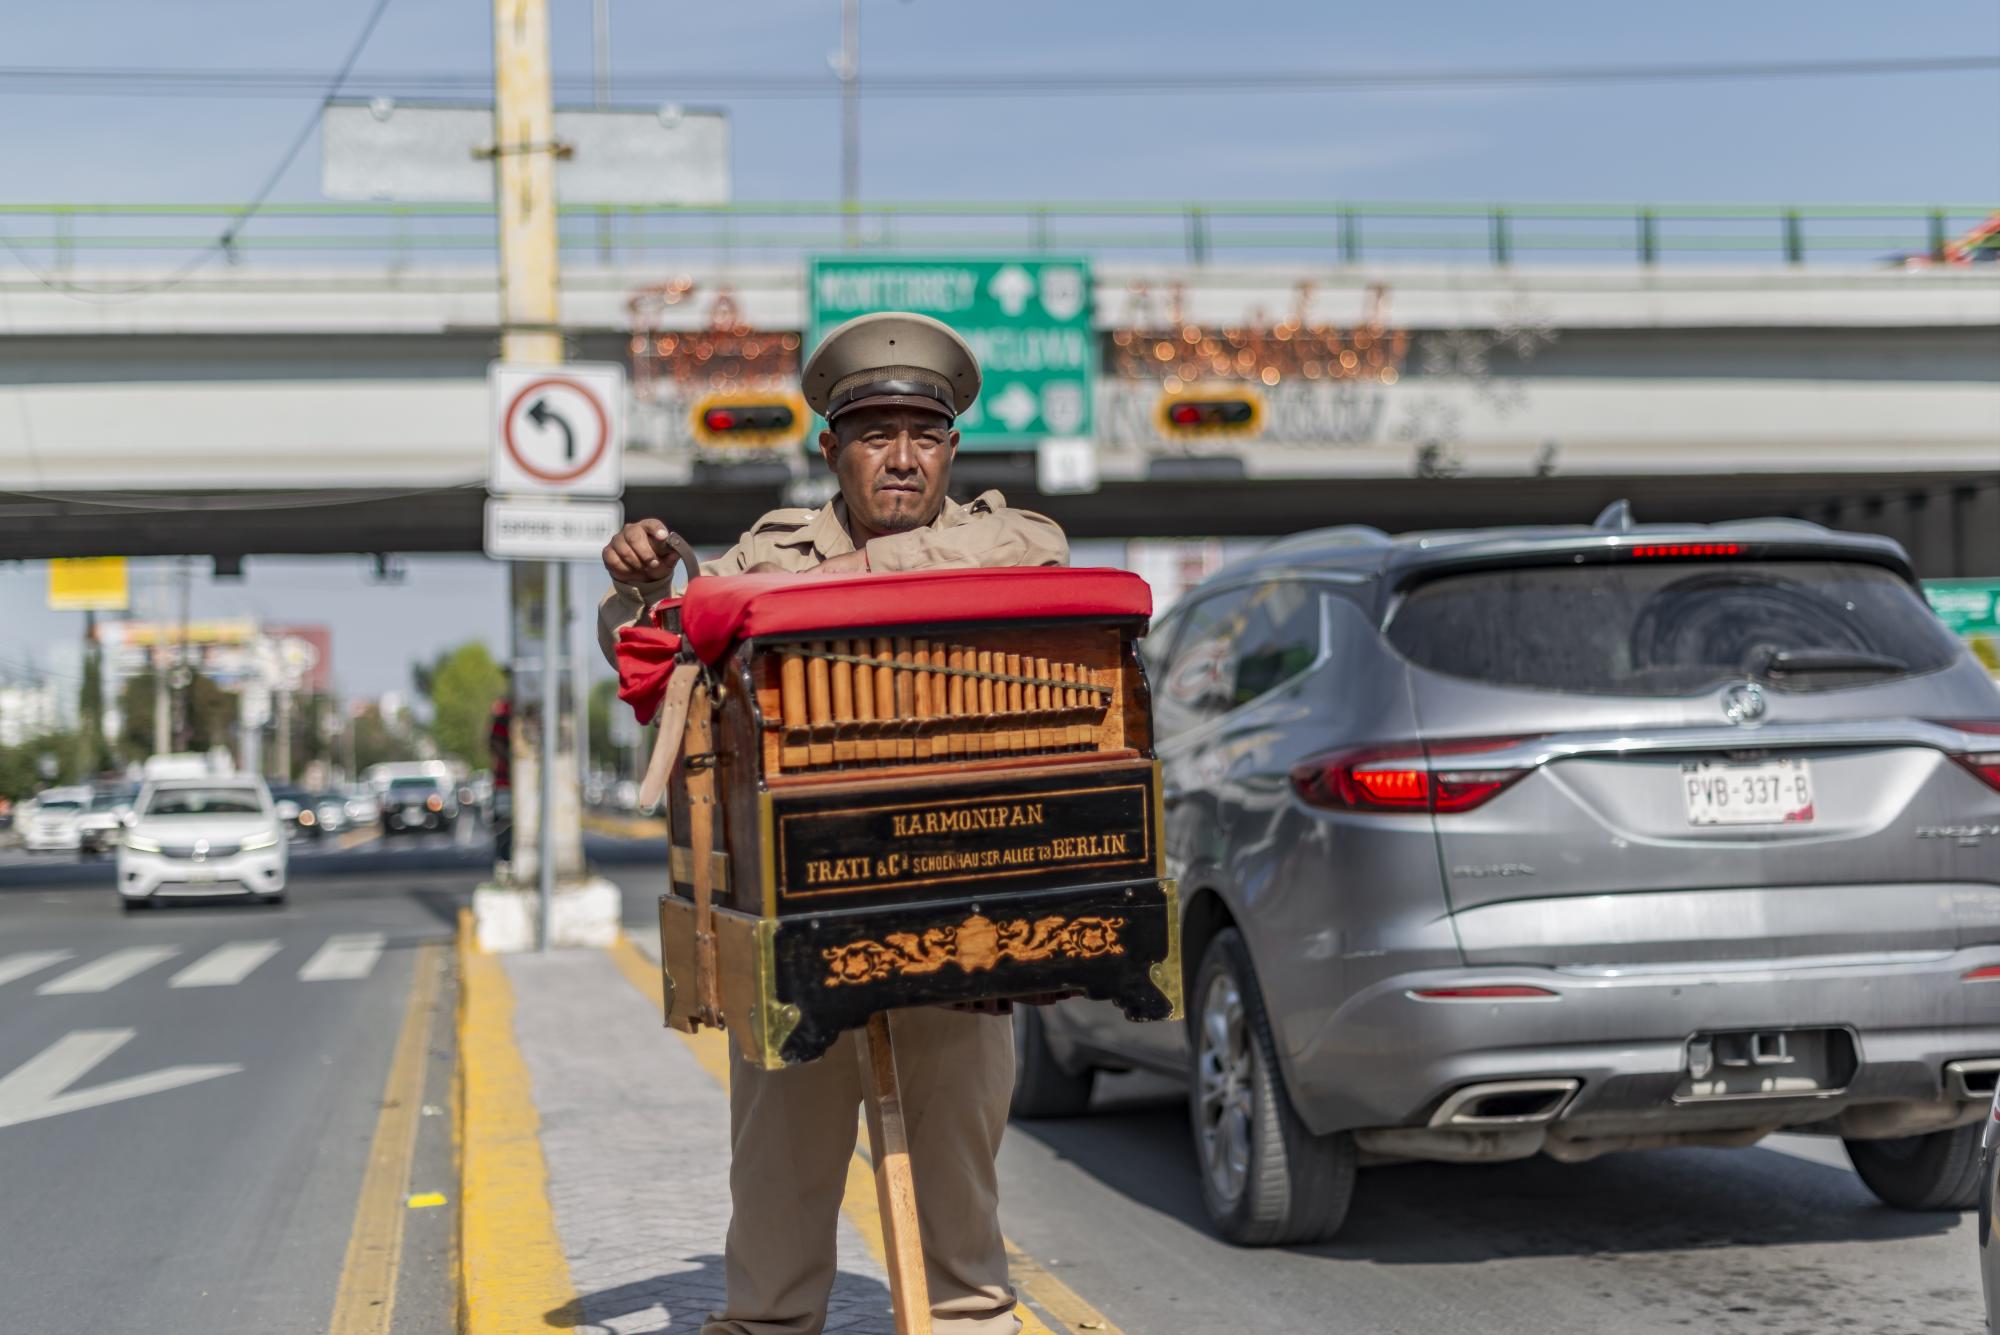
[{"xmin": 0, "ymin": 201, "xmax": 1993, "ymax": 269}]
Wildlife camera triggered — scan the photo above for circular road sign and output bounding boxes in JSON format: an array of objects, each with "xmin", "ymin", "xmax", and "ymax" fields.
[{"xmin": 501, "ymin": 377, "xmax": 611, "ymax": 485}]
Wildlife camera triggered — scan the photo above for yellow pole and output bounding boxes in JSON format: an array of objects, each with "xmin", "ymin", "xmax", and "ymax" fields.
[
  {"xmin": 492, "ymin": 0, "xmax": 573, "ymax": 938},
  {"xmin": 494, "ymin": 0, "xmax": 562, "ymax": 366}
]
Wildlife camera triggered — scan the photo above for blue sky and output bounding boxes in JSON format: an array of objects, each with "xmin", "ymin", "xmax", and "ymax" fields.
[
  {"xmin": 6, "ymin": 0, "xmax": 1997, "ymax": 205},
  {"xmin": 2, "ymin": 1, "xmax": 1996, "ymax": 703}
]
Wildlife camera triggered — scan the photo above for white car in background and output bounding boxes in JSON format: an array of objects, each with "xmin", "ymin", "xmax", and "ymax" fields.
[
  {"xmin": 118, "ymin": 777, "xmax": 288, "ymax": 909},
  {"xmin": 22, "ymin": 786, "xmax": 90, "ymax": 853}
]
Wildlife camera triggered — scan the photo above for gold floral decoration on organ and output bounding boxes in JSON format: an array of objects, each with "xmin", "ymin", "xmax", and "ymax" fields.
[{"xmin": 822, "ymin": 912, "xmax": 1127, "ymax": 987}]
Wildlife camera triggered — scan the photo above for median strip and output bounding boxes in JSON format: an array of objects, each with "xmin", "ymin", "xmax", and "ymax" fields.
[
  {"xmin": 327, "ymin": 940, "xmax": 444, "ymax": 1335},
  {"xmin": 604, "ymin": 931, "xmax": 1125, "ymax": 1335}
]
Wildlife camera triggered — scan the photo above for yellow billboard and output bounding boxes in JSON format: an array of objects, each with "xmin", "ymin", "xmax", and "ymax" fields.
[{"xmin": 48, "ymin": 557, "xmax": 129, "ymax": 612}]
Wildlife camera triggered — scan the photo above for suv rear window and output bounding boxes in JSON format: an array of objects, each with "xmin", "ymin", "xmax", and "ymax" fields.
[{"xmin": 1386, "ymin": 559, "xmax": 1962, "ymax": 696}]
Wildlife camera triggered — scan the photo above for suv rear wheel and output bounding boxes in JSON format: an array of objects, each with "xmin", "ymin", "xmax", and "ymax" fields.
[
  {"xmin": 1844, "ymin": 1124, "xmax": 1985, "ymax": 1210},
  {"xmin": 1009, "ymin": 1003, "xmax": 1096, "ymax": 1119},
  {"xmin": 1190, "ymin": 929, "xmax": 1355, "ymax": 1245}
]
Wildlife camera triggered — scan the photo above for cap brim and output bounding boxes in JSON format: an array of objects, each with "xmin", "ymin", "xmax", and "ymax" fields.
[{"xmin": 829, "ymin": 393, "xmax": 956, "ymax": 422}]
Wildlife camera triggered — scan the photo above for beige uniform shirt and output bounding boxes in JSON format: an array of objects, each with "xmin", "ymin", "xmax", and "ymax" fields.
[{"xmin": 597, "ymin": 488, "xmax": 1068, "ymax": 664}]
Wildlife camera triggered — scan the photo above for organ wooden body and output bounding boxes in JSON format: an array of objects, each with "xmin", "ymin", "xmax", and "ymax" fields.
[{"xmin": 643, "ymin": 564, "xmax": 1182, "ymax": 1069}]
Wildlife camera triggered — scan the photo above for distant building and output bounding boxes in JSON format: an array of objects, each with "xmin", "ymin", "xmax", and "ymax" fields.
[{"xmin": 0, "ymin": 681, "xmax": 63, "ymax": 747}]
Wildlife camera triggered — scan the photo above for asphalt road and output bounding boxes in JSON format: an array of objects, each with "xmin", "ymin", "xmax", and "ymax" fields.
[
  {"xmin": 599, "ymin": 866, "xmax": 1991, "ymax": 1335},
  {"xmin": 9, "ymin": 843, "xmax": 1984, "ymax": 1334},
  {"xmin": 0, "ymin": 845, "xmax": 468, "ymax": 1335}
]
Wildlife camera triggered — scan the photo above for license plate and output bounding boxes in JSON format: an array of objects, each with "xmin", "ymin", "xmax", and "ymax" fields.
[
  {"xmin": 185, "ymin": 869, "xmax": 218, "ymax": 884},
  {"xmin": 1682, "ymin": 759, "xmax": 1814, "ymax": 826}
]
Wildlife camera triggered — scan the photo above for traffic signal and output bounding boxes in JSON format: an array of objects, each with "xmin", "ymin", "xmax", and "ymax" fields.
[
  {"xmin": 1154, "ymin": 384, "xmax": 1265, "ymax": 439},
  {"xmin": 690, "ymin": 392, "xmax": 809, "ymax": 451}
]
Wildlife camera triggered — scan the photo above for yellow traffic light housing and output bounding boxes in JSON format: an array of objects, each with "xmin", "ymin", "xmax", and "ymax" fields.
[
  {"xmin": 1153, "ymin": 383, "xmax": 1265, "ymax": 439},
  {"xmin": 690, "ymin": 391, "xmax": 809, "ymax": 451}
]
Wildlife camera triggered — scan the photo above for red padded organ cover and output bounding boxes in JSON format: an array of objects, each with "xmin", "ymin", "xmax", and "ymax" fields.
[{"xmin": 676, "ymin": 566, "xmax": 1151, "ymax": 666}]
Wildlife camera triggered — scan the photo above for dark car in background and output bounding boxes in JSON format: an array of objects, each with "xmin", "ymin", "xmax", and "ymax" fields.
[
  {"xmin": 379, "ymin": 775, "xmax": 458, "ymax": 836},
  {"xmin": 1014, "ymin": 508, "xmax": 2000, "ymax": 1246}
]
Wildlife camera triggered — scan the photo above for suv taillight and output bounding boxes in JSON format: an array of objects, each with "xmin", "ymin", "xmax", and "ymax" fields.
[
  {"xmin": 1935, "ymin": 719, "xmax": 2000, "ymax": 792},
  {"xmin": 1290, "ymin": 737, "xmax": 1544, "ymax": 814}
]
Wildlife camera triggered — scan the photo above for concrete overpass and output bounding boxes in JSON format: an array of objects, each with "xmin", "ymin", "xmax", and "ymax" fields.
[{"xmin": 3, "ymin": 244, "xmax": 1996, "ymax": 572}]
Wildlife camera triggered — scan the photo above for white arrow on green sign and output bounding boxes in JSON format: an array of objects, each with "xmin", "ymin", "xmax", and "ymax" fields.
[{"xmin": 807, "ymin": 257, "xmax": 1096, "ymax": 451}]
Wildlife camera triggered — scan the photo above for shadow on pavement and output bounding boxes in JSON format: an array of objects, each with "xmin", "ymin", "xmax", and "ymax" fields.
[
  {"xmin": 544, "ymin": 1255, "xmax": 893, "ymax": 1333},
  {"xmin": 1012, "ymin": 1078, "xmax": 1960, "ymax": 1264}
]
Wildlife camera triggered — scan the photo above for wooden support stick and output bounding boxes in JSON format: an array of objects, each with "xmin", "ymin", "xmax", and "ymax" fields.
[{"xmin": 860, "ymin": 1014, "xmax": 933, "ymax": 1335}]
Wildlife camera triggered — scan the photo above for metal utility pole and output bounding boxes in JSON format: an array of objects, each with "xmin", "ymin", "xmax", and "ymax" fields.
[
  {"xmin": 151, "ymin": 566, "xmax": 171, "ymax": 759},
  {"xmin": 173, "ymin": 556, "xmax": 192, "ymax": 751},
  {"xmin": 571, "ymin": 565, "xmax": 590, "ymax": 804},
  {"xmin": 592, "ymin": 0, "xmax": 611, "ymax": 106},
  {"xmin": 493, "ymin": 0, "xmax": 575, "ymax": 949},
  {"xmin": 838, "ymin": 0, "xmax": 860, "ymax": 246}
]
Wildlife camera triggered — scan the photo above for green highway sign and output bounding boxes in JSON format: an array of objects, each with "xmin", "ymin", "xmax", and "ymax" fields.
[
  {"xmin": 1924, "ymin": 579, "xmax": 2000, "ymax": 636},
  {"xmin": 807, "ymin": 257, "xmax": 1095, "ymax": 451}
]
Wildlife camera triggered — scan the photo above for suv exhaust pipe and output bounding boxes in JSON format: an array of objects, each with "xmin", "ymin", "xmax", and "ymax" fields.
[
  {"xmin": 1429, "ymin": 1078, "xmax": 1580, "ymax": 1128},
  {"xmin": 1944, "ymin": 1058, "xmax": 2000, "ymax": 1101}
]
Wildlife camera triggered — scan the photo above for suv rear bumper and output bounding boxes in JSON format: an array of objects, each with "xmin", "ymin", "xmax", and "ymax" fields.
[{"xmin": 1290, "ymin": 946, "xmax": 2000, "ymax": 1140}]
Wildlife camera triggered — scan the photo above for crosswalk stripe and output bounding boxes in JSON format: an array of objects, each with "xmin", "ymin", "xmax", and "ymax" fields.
[
  {"xmin": 37, "ymin": 946, "xmax": 181, "ymax": 995},
  {"xmin": 299, "ymin": 933, "xmax": 385, "ymax": 982},
  {"xmin": 0, "ymin": 950, "xmax": 75, "ymax": 987},
  {"xmin": 169, "ymin": 941, "xmax": 283, "ymax": 989}
]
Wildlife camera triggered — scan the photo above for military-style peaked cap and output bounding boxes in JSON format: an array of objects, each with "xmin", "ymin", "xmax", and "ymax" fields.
[{"xmin": 802, "ymin": 312, "xmax": 981, "ymax": 423}]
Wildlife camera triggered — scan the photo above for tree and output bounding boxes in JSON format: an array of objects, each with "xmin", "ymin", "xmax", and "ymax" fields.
[
  {"xmin": 77, "ymin": 623, "xmax": 110, "ymax": 775},
  {"xmin": 347, "ymin": 702, "xmax": 418, "ymax": 773},
  {"xmin": 117, "ymin": 668, "xmax": 237, "ymax": 762},
  {"xmin": 416, "ymin": 642, "xmax": 506, "ymax": 766}
]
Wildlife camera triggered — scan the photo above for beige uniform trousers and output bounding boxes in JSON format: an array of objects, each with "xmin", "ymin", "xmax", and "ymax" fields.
[{"xmin": 700, "ymin": 1006, "xmax": 1020, "ymax": 1335}]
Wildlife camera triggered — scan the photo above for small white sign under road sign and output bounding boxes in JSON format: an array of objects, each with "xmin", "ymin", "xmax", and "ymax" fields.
[
  {"xmin": 1037, "ymin": 437, "xmax": 1100, "ymax": 495},
  {"xmin": 484, "ymin": 497, "xmax": 624, "ymax": 562},
  {"xmin": 490, "ymin": 362, "xmax": 626, "ymax": 499}
]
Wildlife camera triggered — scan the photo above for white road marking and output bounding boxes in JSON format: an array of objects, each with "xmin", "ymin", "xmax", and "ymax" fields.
[
  {"xmin": 0, "ymin": 1029, "xmax": 240, "ymax": 1130},
  {"xmin": 298, "ymin": 933, "xmax": 385, "ymax": 982},
  {"xmin": 0, "ymin": 950, "xmax": 74, "ymax": 987},
  {"xmin": 168, "ymin": 940, "xmax": 282, "ymax": 989},
  {"xmin": 36, "ymin": 946, "xmax": 181, "ymax": 995}
]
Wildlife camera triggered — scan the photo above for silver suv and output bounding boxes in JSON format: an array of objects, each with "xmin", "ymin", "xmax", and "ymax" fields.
[{"xmin": 1013, "ymin": 508, "xmax": 2000, "ymax": 1245}]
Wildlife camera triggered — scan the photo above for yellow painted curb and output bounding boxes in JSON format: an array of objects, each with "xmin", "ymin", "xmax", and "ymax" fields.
[
  {"xmin": 604, "ymin": 931, "xmax": 1123, "ymax": 1335},
  {"xmin": 328, "ymin": 941, "xmax": 444, "ymax": 1335},
  {"xmin": 457, "ymin": 910, "xmax": 579, "ymax": 1333}
]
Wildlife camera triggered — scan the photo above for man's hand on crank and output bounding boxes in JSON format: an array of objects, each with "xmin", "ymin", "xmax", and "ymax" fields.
[{"xmin": 604, "ymin": 520, "xmax": 676, "ymax": 583}]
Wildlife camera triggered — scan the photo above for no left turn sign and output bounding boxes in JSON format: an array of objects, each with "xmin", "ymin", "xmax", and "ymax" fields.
[{"xmin": 489, "ymin": 361, "xmax": 625, "ymax": 498}]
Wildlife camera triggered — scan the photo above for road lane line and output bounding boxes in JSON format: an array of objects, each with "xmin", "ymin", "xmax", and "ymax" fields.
[
  {"xmin": 0, "ymin": 950, "xmax": 74, "ymax": 987},
  {"xmin": 327, "ymin": 940, "xmax": 444, "ymax": 1335},
  {"xmin": 37, "ymin": 945, "xmax": 180, "ymax": 995},
  {"xmin": 456, "ymin": 909, "xmax": 577, "ymax": 1332},
  {"xmin": 334, "ymin": 826, "xmax": 380, "ymax": 853},
  {"xmin": 603, "ymin": 932, "xmax": 1117, "ymax": 1335},
  {"xmin": 0, "ymin": 1029, "xmax": 240, "ymax": 1129},
  {"xmin": 300, "ymin": 933, "xmax": 386, "ymax": 982},
  {"xmin": 169, "ymin": 940, "xmax": 282, "ymax": 989}
]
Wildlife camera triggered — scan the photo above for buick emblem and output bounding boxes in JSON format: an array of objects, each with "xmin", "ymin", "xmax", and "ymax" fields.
[{"xmin": 1721, "ymin": 682, "xmax": 1767, "ymax": 725}]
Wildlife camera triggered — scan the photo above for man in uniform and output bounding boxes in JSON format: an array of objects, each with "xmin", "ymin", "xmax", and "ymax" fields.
[{"xmin": 597, "ymin": 312, "xmax": 1066, "ymax": 1335}]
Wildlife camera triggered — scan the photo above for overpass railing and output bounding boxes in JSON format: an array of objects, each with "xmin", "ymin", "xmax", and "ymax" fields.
[{"xmin": 0, "ymin": 201, "xmax": 1993, "ymax": 271}]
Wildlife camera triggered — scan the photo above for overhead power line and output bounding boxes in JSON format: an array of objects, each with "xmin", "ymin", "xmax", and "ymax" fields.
[
  {"xmin": 0, "ymin": 53, "xmax": 1993, "ymax": 101},
  {"xmin": 0, "ymin": 0, "xmax": 398, "ymax": 299}
]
